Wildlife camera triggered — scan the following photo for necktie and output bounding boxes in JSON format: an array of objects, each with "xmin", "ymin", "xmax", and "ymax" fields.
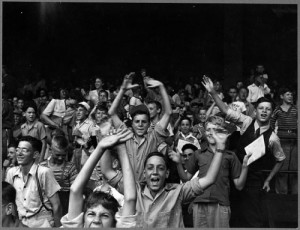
[{"xmin": 255, "ymin": 128, "xmax": 260, "ymax": 138}]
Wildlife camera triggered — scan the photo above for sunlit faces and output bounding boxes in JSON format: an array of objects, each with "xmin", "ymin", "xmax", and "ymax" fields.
[
  {"xmin": 76, "ymin": 106, "xmax": 88, "ymax": 121},
  {"xmin": 24, "ymin": 107, "xmax": 36, "ymax": 122},
  {"xmin": 60, "ymin": 89, "xmax": 67, "ymax": 99},
  {"xmin": 14, "ymin": 113, "xmax": 21, "ymax": 125},
  {"xmin": 95, "ymin": 78, "xmax": 103, "ymax": 89},
  {"xmin": 147, "ymin": 103, "xmax": 160, "ymax": 119},
  {"xmin": 16, "ymin": 141, "xmax": 37, "ymax": 166},
  {"xmin": 198, "ymin": 109, "xmax": 207, "ymax": 123},
  {"xmin": 213, "ymin": 81, "xmax": 221, "ymax": 91},
  {"xmin": 17, "ymin": 99, "xmax": 24, "ymax": 110},
  {"xmin": 238, "ymin": 88, "xmax": 248, "ymax": 101},
  {"xmin": 7, "ymin": 147, "xmax": 17, "ymax": 164},
  {"xmin": 50, "ymin": 141, "xmax": 67, "ymax": 165},
  {"xmin": 98, "ymin": 91, "xmax": 108, "ymax": 102},
  {"xmin": 180, "ymin": 148, "xmax": 194, "ymax": 166},
  {"xmin": 66, "ymin": 99, "xmax": 77, "ymax": 108},
  {"xmin": 84, "ymin": 204, "xmax": 115, "ymax": 228},
  {"xmin": 255, "ymin": 102, "xmax": 272, "ymax": 124},
  {"xmin": 144, "ymin": 156, "xmax": 169, "ymax": 197},
  {"xmin": 131, "ymin": 114, "xmax": 150, "ymax": 137},
  {"xmin": 95, "ymin": 109, "xmax": 107, "ymax": 123},
  {"xmin": 180, "ymin": 119, "xmax": 191, "ymax": 135},
  {"xmin": 205, "ymin": 122, "xmax": 219, "ymax": 145},
  {"xmin": 228, "ymin": 88, "xmax": 237, "ymax": 100},
  {"xmin": 281, "ymin": 91, "xmax": 293, "ymax": 104}
]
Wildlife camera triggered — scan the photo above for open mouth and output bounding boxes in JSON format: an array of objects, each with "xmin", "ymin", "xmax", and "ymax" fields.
[
  {"xmin": 261, "ymin": 114, "xmax": 267, "ymax": 119},
  {"xmin": 150, "ymin": 177, "xmax": 160, "ymax": 186}
]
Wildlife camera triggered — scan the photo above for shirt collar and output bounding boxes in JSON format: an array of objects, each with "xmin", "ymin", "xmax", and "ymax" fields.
[
  {"xmin": 21, "ymin": 119, "xmax": 38, "ymax": 129},
  {"xmin": 143, "ymin": 183, "xmax": 176, "ymax": 200},
  {"xmin": 254, "ymin": 120, "xmax": 270, "ymax": 134},
  {"xmin": 179, "ymin": 132, "xmax": 193, "ymax": 138}
]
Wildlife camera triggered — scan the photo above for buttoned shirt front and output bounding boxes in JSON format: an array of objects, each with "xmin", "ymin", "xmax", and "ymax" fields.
[
  {"xmin": 136, "ymin": 178, "xmax": 203, "ymax": 228},
  {"xmin": 226, "ymin": 108, "xmax": 286, "ymax": 161},
  {"xmin": 21, "ymin": 119, "xmax": 47, "ymax": 140},
  {"xmin": 5, "ymin": 163, "xmax": 61, "ymax": 218},
  {"xmin": 125, "ymin": 123, "xmax": 169, "ymax": 182},
  {"xmin": 186, "ymin": 147, "xmax": 241, "ymax": 206},
  {"xmin": 247, "ymin": 83, "xmax": 265, "ymax": 103},
  {"xmin": 175, "ymin": 132, "xmax": 201, "ymax": 150}
]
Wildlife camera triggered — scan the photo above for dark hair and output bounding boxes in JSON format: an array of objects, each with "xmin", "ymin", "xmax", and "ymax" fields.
[
  {"xmin": 279, "ymin": 87, "xmax": 292, "ymax": 96},
  {"xmin": 2, "ymin": 181, "xmax": 16, "ymax": 205},
  {"xmin": 96, "ymin": 104, "xmax": 108, "ymax": 113},
  {"xmin": 51, "ymin": 128, "xmax": 65, "ymax": 138},
  {"xmin": 228, "ymin": 86, "xmax": 238, "ymax": 92},
  {"xmin": 18, "ymin": 136, "xmax": 42, "ymax": 153},
  {"xmin": 181, "ymin": 143, "xmax": 198, "ymax": 153},
  {"xmin": 52, "ymin": 135, "xmax": 69, "ymax": 150},
  {"xmin": 180, "ymin": 116, "xmax": 192, "ymax": 126},
  {"xmin": 147, "ymin": 100, "xmax": 162, "ymax": 112},
  {"xmin": 83, "ymin": 191, "xmax": 120, "ymax": 226},
  {"xmin": 99, "ymin": 90, "xmax": 108, "ymax": 98},
  {"xmin": 23, "ymin": 101, "xmax": 38, "ymax": 113},
  {"xmin": 143, "ymin": 152, "xmax": 170, "ymax": 169},
  {"xmin": 254, "ymin": 97, "xmax": 274, "ymax": 111},
  {"xmin": 205, "ymin": 115, "xmax": 225, "ymax": 129},
  {"xmin": 69, "ymin": 89, "xmax": 84, "ymax": 102},
  {"xmin": 238, "ymin": 87, "xmax": 249, "ymax": 94}
]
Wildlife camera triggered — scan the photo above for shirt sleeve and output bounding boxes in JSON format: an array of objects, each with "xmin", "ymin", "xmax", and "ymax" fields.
[
  {"xmin": 61, "ymin": 212, "xmax": 84, "ymax": 228},
  {"xmin": 181, "ymin": 177, "xmax": 204, "ymax": 203},
  {"xmin": 40, "ymin": 167, "xmax": 61, "ymax": 198},
  {"xmin": 5, "ymin": 167, "xmax": 16, "ymax": 184},
  {"xmin": 68, "ymin": 163, "xmax": 78, "ymax": 185},
  {"xmin": 38, "ymin": 122, "xmax": 47, "ymax": 140},
  {"xmin": 42, "ymin": 99, "xmax": 56, "ymax": 116},
  {"xmin": 115, "ymin": 209, "xmax": 137, "ymax": 228},
  {"xmin": 270, "ymin": 107, "xmax": 279, "ymax": 130},
  {"xmin": 226, "ymin": 108, "xmax": 253, "ymax": 135},
  {"xmin": 269, "ymin": 132, "xmax": 286, "ymax": 162},
  {"xmin": 230, "ymin": 152, "xmax": 242, "ymax": 179},
  {"xmin": 152, "ymin": 122, "xmax": 170, "ymax": 143}
]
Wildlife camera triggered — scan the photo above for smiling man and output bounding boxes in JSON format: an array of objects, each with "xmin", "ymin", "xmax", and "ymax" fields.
[
  {"xmin": 202, "ymin": 76, "xmax": 286, "ymax": 227},
  {"xmin": 5, "ymin": 136, "xmax": 62, "ymax": 227}
]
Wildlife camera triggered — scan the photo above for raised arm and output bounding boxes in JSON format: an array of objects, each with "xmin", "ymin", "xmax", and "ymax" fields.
[
  {"xmin": 168, "ymin": 150, "xmax": 193, "ymax": 182},
  {"xmin": 68, "ymin": 128, "xmax": 133, "ymax": 220},
  {"xmin": 108, "ymin": 73, "xmax": 139, "ymax": 129},
  {"xmin": 233, "ymin": 154, "xmax": 251, "ymax": 190},
  {"xmin": 116, "ymin": 143, "xmax": 136, "ymax": 216},
  {"xmin": 202, "ymin": 76, "xmax": 229, "ymax": 115},
  {"xmin": 145, "ymin": 78, "xmax": 172, "ymax": 130}
]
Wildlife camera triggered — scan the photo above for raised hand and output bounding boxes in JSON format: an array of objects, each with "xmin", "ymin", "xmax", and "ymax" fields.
[
  {"xmin": 211, "ymin": 127, "xmax": 230, "ymax": 146},
  {"xmin": 145, "ymin": 78, "xmax": 162, "ymax": 88},
  {"xmin": 168, "ymin": 150, "xmax": 181, "ymax": 164},
  {"xmin": 98, "ymin": 128, "xmax": 133, "ymax": 149},
  {"xmin": 201, "ymin": 75, "xmax": 215, "ymax": 93},
  {"xmin": 121, "ymin": 72, "xmax": 140, "ymax": 90},
  {"xmin": 242, "ymin": 153, "xmax": 252, "ymax": 167}
]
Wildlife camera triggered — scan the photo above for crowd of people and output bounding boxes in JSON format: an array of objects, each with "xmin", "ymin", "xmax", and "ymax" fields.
[{"xmin": 2, "ymin": 64, "xmax": 297, "ymax": 228}]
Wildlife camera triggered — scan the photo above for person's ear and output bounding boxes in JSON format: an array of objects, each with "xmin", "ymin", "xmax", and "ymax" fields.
[
  {"xmin": 5, "ymin": 203, "xmax": 14, "ymax": 215},
  {"xmin": 166, "ymin": 169, "xmax": 170, "ymax": 179},
  {"xmin": 112, "ymin": 159, "xmax": 119, "ymax": 169},
  {"xmin": 280, "ymin": 94, "xmax": 284, "ymax": 100},
  {"xmin": 33, "ymin": 150, "xmax": 40, "ymax": 160}
]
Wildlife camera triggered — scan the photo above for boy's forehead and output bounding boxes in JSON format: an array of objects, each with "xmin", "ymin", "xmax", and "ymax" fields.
[{"xmin": 146, "ymin": 156, "xmax": 166, "ymax": 166}]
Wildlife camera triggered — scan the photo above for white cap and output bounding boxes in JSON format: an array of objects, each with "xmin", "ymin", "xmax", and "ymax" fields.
[{"xmin": 78, "ymin": 102, "xmax": 90, "ymax": 111}]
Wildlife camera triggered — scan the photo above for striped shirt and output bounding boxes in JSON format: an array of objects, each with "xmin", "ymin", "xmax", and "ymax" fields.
[
  {"xmin": 40, "ymin": 160, "xmax": 78, "ymax": 191},
  {"xmin": 270, "ymin": 105, "xmax": 298, "ymax": 132}
]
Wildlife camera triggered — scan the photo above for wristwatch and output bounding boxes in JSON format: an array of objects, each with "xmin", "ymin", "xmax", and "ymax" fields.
[{"xmin": 216, "ymin": 148, "xmax": 226, "ymax": 153}]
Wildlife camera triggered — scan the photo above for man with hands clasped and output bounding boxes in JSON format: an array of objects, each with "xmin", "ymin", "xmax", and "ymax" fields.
[{"xmin": 201, "ymin": 75, "xmax": 285, "ymax": 227}]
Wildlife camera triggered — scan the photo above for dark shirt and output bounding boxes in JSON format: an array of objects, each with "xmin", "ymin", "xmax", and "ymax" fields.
[{"xmin": 186, "ymin": 147, "xmax": 242, "ymax": 206}]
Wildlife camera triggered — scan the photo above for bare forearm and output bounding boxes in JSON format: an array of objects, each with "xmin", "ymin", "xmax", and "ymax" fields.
[
  {"xmin": 108, "ymin": 88, "xmax": 126, "ymax": 116},
  {"xmin": 234, "ymin": 166, "xmax": 249, "ymax": 190},
  {"xmin": 265, "ymin": 161, "xmax": 283, "ymax": 183},
  {"xmin": 209, "ymin": 90, "xmax": 228, "ymax": 115},
  {"xmin": 53, "ymin": 205, "xmax": 62, "ymax": 227},
  {"xmin": 39, "ymin": 140, "xmax": 47, "ymax": 163},
  {"xmin": 176, "ymin": 163, "xmax": 191, "ymax": 182}
]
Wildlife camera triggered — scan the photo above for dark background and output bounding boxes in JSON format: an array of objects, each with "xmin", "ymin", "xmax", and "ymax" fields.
[{"xmin": 3, "ymin": 3, "xmax": 297, "ymax": 90}]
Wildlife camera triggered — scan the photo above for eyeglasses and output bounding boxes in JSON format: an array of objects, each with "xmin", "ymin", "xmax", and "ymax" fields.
[{"xmin": 16, "ymin": 147, "xmax": 31, "ymax": 154}]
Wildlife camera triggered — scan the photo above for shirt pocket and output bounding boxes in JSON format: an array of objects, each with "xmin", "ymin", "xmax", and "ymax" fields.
[
  {"xmin": 153, "ymin": 211, "xmax": 171, "ymax": 228},
  {"xmin": 27, "ymin": 186, "xmax": 42, "ymax": 208}
]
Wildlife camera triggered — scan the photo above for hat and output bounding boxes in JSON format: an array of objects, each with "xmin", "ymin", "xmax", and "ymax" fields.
[
  {"xmin": 78, "ymin": 102, "xmax": 90, "ymax": 111},
  {"xmin": 129, "ymin": 104, "xmax": 149, "ymax": 117}
]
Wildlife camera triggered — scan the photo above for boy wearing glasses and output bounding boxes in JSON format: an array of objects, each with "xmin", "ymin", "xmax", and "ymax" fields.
[{"xmin": 5, "ymin": 136, "xmax": 62, "ymax": 227}]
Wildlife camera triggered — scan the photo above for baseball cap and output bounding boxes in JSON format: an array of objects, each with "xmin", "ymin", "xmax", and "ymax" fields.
[{"xmin": 78, "ymin": 102, "xmax": 90, "ymax": 111}]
